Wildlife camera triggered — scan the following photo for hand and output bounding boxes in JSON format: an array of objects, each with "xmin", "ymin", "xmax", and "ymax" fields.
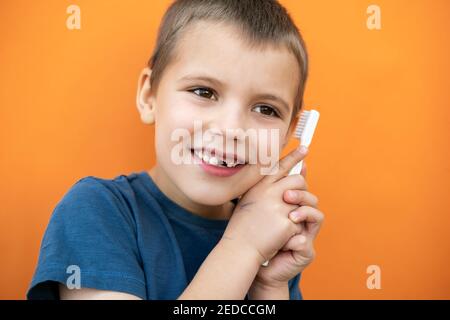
[
  {"xmin": 222, "ymin": 146, "xmax": 309, "ymax": 265},
  {"xmin": 249, "ymin": 161, "xmax": 324, "ymax": 295}
]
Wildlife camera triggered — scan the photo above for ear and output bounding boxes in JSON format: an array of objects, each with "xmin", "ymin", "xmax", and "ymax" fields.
[{"xmin": 136, "ymin": 67, "xmax": 156, "ymax": 125}]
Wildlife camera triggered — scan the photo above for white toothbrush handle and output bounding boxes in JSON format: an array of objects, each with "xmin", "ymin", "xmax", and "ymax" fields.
[{"xmin": 289, "ymin": 159, "xmax": 303, "ymax": 176}]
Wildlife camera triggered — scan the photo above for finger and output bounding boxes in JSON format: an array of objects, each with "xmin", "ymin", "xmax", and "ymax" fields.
[
  {"xmin": 276, "ymin": 174, "xmax": 308, "ymax": 192},
  {"xmin": 288, "ymin": 207, "xmax": 324, "ymax": 239},
  {"xmin": 300, "ymin": 161, "xmax": 307, "ymax": 178},
  {"xmin": 291, "ymin": 238, "xmax": 315, "ymax": 264},
  {"xmin": 263, "ymin": 146, "xmax": 308, "ymax": 184},
  {"xmin": 285, "ymin": 218, "xmax": 304, "ymax": 241},
  {"xmin": 281, "ymin": 234, "xmax": 305, "ymax": 251},
  {"xmin": 283, "ymin": 190, "xmax": 318, "ymax": 208},
  {"xmin": 286, "ymin": 218, "xmax": 304, "ymax": 232},
  {"xmin": 282, "ymin": 235, "xmax": 315, "ymax": 261}
]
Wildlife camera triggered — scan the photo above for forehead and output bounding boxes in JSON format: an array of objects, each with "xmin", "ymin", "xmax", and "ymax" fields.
[{"xmin": 165, "ymin": 21, "xmax": 300, "ymax": 108}]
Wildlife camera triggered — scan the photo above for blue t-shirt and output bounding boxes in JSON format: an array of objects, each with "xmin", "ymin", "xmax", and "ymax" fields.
[{"xmin": 27, "ymin": 171, "xmax": 302, "ymax": 300}]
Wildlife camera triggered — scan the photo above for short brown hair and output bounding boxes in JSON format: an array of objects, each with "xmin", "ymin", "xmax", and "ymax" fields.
[{"xmin": 148, "ymin": 0, "xmax": 309, "ymax": 119}]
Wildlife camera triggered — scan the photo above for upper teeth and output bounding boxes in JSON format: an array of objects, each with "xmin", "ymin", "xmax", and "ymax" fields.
[{"xmin": 193, "ymin": 149, "xmax": 240, "ymax": 168}]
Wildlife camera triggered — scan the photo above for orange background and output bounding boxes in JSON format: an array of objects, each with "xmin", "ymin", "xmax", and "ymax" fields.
[{"xmin": 1, "ymin": 0, "xmax": 449, "ymax": 299}]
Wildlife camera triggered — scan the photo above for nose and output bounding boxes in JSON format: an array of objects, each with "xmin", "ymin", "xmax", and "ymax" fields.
[{"xmin": 206, "ymin": 101, "xmax": 248, "ymax": 148}]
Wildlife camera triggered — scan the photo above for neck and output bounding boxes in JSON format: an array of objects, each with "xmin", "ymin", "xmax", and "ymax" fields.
[{"xmin": 147, "ymin": 165, "xmax": 234, "ymax": 221}]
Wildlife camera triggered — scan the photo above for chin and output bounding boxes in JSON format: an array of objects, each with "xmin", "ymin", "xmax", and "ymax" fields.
[{"xmin": 181, "ymin": 183, "xmax": 235, "ymax": 206}]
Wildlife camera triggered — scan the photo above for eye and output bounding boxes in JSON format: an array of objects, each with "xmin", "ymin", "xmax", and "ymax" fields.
[
  {"xmin": 253, "ymin": 105, "xmax": 280, "ymax": 118},
  {"xmin": 188, "ymin": 87, "xmax": 216, "ymax": 100}
]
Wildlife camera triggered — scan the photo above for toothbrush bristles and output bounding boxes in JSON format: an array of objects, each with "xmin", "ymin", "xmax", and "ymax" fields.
[{"xmin": 294, "ymin": 110, "xmax": 310, "ymax": 138}]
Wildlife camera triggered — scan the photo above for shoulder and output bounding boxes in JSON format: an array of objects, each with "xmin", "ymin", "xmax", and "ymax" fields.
[
  {"xmin": 28, "ymin": 174, "xmax": 148, "ymax": 299},
  {"xmin": 42, "ymin": 174, "xmax": 141, "ymax": 247},
  {"xmin": 53, "ymin": 174, "xmax": 138, "ymax": 220},
  {"xmin": 58, "ymin": 175, "xmax": 127, "ymax": 208}
]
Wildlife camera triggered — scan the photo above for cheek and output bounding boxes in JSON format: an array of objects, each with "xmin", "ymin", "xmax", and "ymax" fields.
[
  {"xmin": 250, "ymin": 126, "xmax": 287, "ymax": 162},
  {"xmin": 156, "ymin": 95, "xmax": 197, "ymax": 133},
  {"xmin": 154, "ymin": 98, "xmax": 205, "ymax": 164},
  {"xmin": 162, "ymin": 95, "xmax": 205, "ymax": 129}
]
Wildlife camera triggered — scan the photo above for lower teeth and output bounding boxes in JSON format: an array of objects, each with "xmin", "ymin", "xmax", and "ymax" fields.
[
  {"xmin": 192, "ymin": 150, "xmax": 240, "ymax": 168},
  {"xmin": 211, "ymin": 161, "xmax": 228, "ymax": 168},
  {"xmin": 211, "ymin": 161, "xmax": 233, "ymax": 168}
]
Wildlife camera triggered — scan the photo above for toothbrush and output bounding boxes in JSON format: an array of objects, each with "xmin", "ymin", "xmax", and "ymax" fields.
[
  {"xmin": 288, "ymin": 109, "xmax": 320, "ymax": 175},
  {"xmin": 261, "ymin": 109, "xmax": 320, "ymax": 267}
]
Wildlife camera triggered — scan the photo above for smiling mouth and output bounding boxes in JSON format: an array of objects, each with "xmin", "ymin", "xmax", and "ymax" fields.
[
  {"xmin": 190, "ymin": 148, "xmax": 247, "ymax": 178},
  {"xmin": 190, "ymin": 148, "xmax": 247, "ymax": 169}
]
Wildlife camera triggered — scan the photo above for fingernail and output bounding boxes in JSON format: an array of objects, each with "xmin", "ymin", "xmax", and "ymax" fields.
[
  {"xmin": 298, "ymin": 235, "xmax": 307, "ymax": 244},
  {"xmin": 289, "ymin": 211, "xmax": 301, "ymax": 221},
  {"xmin": 297, "ymin": 146, "xmax": 308, "ymax": 154}
]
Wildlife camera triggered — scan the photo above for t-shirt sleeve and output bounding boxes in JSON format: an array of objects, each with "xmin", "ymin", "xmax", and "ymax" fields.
[
  {"xmin": 27, "ymin": 177, "xmax": 146, "ymax": 300},
  {"xmin": 289, "ymin": 273, "xmax": 303, "ymax": 300}
]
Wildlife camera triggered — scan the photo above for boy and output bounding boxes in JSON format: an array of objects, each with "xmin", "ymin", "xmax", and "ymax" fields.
[{"xmin": 28, "ymin": 0, "xmax": 323, "ymax": 300}]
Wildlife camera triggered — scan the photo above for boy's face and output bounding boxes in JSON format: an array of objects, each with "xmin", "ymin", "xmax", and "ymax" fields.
[{"xmin": 138, "ymin": 21, "xmax": 300, "ymax": 208}]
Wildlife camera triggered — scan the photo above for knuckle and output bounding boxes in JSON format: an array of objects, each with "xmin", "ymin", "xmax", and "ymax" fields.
[
  {"xmin": 297, "ymin": 175, "xmax": 307, "ymax": 188},
  {"xmin": 316, "ymin": 212, "xmax": 325, "ymax": 225},
  {"xmin": 288, "ymin": 151, "xmax": 298, "ymax": 161},
  {"xmin": 303, "ymin": 180, "xmax": 309, "ymax": 190},
  {"xmin": 318, "ymin": 210, "xmax": 325, "ymax": 221},
  {"xmin": 278, "ymin": 161, "xmax": 288, "ymax": 173},
  {"xmin": 296, "ymin": 190, "xmax": 305, "ymax": 202},
  {"xmin": 283, "ymin": 152, "xmax": 297, "ymax": 168}
]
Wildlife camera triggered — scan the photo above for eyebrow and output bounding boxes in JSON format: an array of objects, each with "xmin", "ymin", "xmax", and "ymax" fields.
[{"xmin": 178, "ymin": 74, "xmax": 291, "ymax": 114}]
